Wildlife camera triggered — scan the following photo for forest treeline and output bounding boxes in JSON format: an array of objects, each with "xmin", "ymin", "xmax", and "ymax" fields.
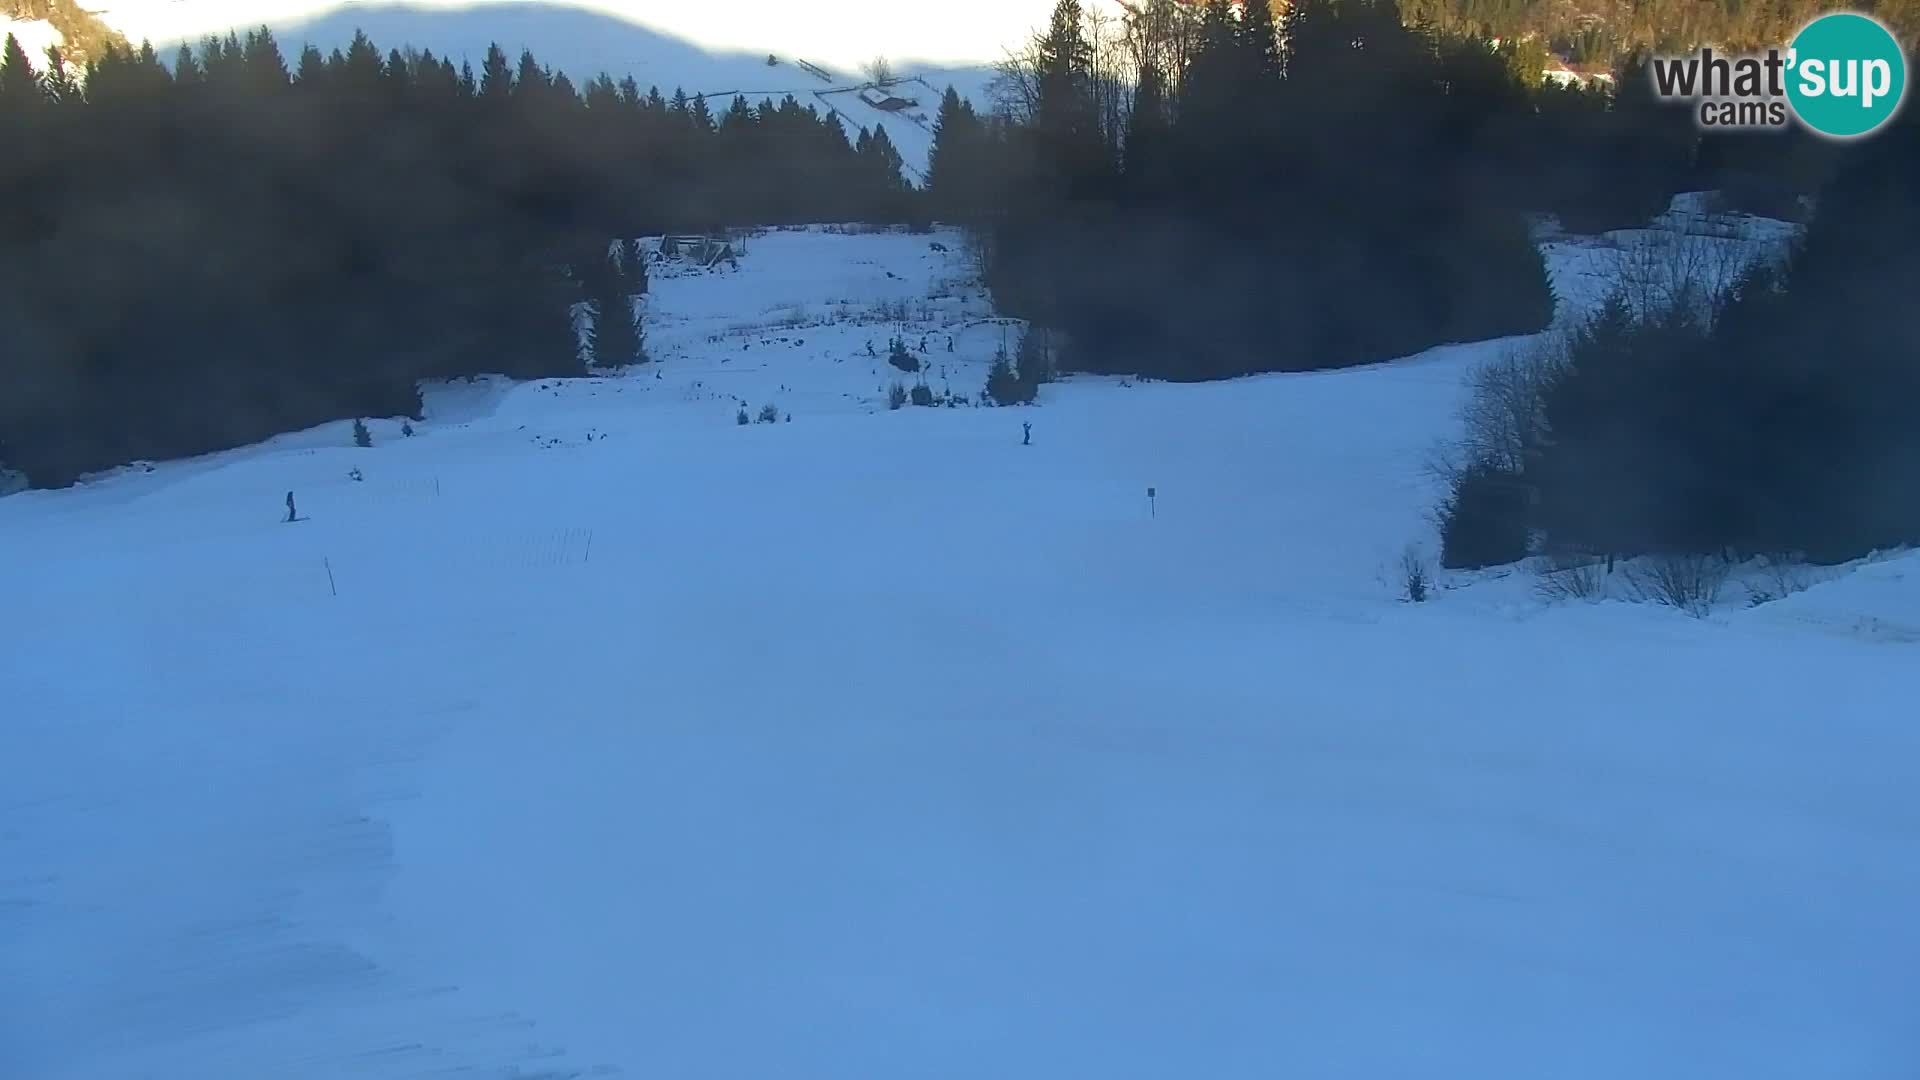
[
  {"xmin": 0, "ymin": 0, "xmax": 1907, "ymax": 531},
  {"xmin": 0, "ymin": 27, "xmax": 913, "ymax": 486},
  {"xmin": 920, "ymin": 0, "xmax": 1814, "ymax": 381},
  {"xmin": 1437, "ymin": 107, "xmax": 1919, "ymax": 570},
  {"xmin": 1391, "ymin": 0, "xmax": 1920, "ymax": 60}
]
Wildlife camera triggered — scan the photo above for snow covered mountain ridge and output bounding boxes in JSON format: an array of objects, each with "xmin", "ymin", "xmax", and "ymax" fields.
[
  {"xmin": 76, "ymin": 0, "xmax": 1038, "ymax": 179},
  {"xmin": 91, "ymin": 0, "xmax": 1085, "ymax": 79}
]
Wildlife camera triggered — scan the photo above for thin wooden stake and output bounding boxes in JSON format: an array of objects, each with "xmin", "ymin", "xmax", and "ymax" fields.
[{"xmin": 324, "ymin": 558, "xmax": 337, "ymax": 597}]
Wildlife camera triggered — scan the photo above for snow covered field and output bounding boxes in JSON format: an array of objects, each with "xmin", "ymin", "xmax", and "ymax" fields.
[{"xmin": 3, "ymin": 222, "xmax": 1916, "ymax": 1079}]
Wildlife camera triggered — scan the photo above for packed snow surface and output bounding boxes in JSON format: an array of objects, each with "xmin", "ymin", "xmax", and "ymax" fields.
[{"xmin": 3, "ymin": 219, "xmax": 1915, "ymax": 1079}]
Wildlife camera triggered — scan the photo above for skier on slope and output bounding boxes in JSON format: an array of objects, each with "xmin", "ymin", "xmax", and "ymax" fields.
[{"xmin": 285, "ymin": 491, "xmax": 297, "ymax": 523}]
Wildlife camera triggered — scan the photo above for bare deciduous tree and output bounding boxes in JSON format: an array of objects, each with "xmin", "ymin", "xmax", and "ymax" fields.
[
  {"xmin": 1120, "ymin": 0, "xmax": 1200, "ymax": 89},
  {"xmin": 1452, "ymin": 335, "xmax": 1569, "ymax": 479},
  {"xmin": 989, "ymin": 39, "xmax": 1044, "ymax": 122}
]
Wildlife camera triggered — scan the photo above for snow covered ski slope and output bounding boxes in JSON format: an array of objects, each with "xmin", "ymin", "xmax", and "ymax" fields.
[{"xmin": 2, "ymin": 221, "xmax": 1916, "ymax": 1080}]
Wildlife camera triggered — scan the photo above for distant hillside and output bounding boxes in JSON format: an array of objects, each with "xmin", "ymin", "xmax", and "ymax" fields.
[
  {"xmin": 93, "ymin": 0, "xmax": 1049, "ymax": 76},
  {"xmin": 1, "ymin": 0, "xmax": 124, "ymax": 65},
  {"xmin": 86, "ymin": 1, "xmax": 998, "ymax": 179}
]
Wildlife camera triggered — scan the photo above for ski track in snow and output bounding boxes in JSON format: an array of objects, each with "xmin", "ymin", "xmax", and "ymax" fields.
[{"xmin": 3, "ymin": 218, "xmax": 1916, "ymax": 1079}]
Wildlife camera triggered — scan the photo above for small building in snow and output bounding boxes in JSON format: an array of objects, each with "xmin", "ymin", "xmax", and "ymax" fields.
[{"xmin": 859, "ymin": 85, "xmax": 919, "ymax": 112}]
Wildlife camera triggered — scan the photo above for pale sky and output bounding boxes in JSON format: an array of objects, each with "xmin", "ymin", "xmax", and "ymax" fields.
[{"xmin": 91, "ymin": 0, "xmax": 1105, "ymax": 70}]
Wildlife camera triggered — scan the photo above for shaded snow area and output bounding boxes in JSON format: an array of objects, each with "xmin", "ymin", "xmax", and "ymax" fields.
[
  {"xmin": 3, "ymin": 223, "xmax": 1916, "ymax": 1080},
  {"xmin": 0, "ymin": 17, "xmax": 63, "ymax": 70}
]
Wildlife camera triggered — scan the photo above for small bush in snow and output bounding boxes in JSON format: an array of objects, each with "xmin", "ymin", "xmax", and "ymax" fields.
[
  {"xmin": 353, "ymin": 418, "xmax": 371, "ymax": 448},
  {"xmin": 910, "ymin": 383, "xmax": 935, "ymax": 407},
  {"xmin": 758, "ymin": 404, "xmax": 780, "ymax": 424},
  {"xmin": 1400, "ymin": 545, "xmax": 1433, "ymax": 603},
  {"xmin": 887, "ymin": 382, "xmax": 909, "ymax": 410},
  {"xmin": 1533, "ymin": 552, "xmax": 1608, "ymax": 603},
  {"xmin": 984, "ymin": 348, "xmax": 1033, "ymax": 405},
  {"xmin": 1438, "ymin": 462, "xmax": 1530, "ymax": 569},
  {"xmin": 888, "ymin": 337, "xmax": 920, "ymax": 373},
  {"xmin": 1746, "ymin": 554, "xmax": 1815, "ymax": 607},
  {"xmin": 1627, "ymin": 553, "xmax": 1730, "ymax": 618},
  {"xmin": 736, "ymin": 407, "xmax": 751, "ymax": 426}
]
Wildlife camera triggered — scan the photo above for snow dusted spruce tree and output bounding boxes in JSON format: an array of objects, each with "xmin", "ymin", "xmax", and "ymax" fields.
[
  {"xmin": 985, "ymin": 347, "xmax": 1034, "ymax": 405},
  {"xmin": 1014, "ymin": 326, "xmax": 1053, "ymax": 386},
  {"xmin": 887, "ymin": 337, "xmax": 920, "ymax": 372},
  {"xmin": 620, "ymin": 239, "xmax": 648, "ymax": 297},
  {"xmin": 588, "ymin": 251, "xmax": 646, "ymax": 368}
]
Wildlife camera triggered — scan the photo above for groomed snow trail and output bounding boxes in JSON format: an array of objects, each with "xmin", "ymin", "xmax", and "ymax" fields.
[{"xmin": 2, "ymin": 225, "xmax": 1913, "ymax": 1080}]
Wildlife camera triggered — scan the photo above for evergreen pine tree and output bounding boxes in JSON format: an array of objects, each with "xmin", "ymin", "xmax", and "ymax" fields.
[
  {"xmin": 589, "ymin": 253, "xmax": 645, "ymax": 368},
  {"xmin": 353, "ymin": 418, "xmax": 372, "ymax": 447},
  {"xmin": 1015, "ymin": 327, "xmax": 1053, "ymax": 386},
  {"xmin": 0, "ymin": 34, "xmax": 42, "ymax": 105},
  {"xmin": 927, "ymin": 86, "xmax": 976, "ymax": 219},
  {"xmin": 985, "ymin": 347, "xmax": 1034, "ymax": 404},
  {"xmin": 620, "ymin": 239, "xmax": 648, "ymax": 295},
  {"xmin": 480, "ymin": 43, "xmax": 513, "ymax": 100},
  {"xmin": 1123, "ymin": 61, "xmax": 1171, "ymax": 197},
  {"xmin": 1031, "ymin": 0, "xmax": 1108, "ymax": 199},
  {"xmin": 295, "ymin": 44, "xmax": 326, "ymax": 86},
  {"xmin": 41, "ymin": 47, "xmax": 76, "ymax": 105}
]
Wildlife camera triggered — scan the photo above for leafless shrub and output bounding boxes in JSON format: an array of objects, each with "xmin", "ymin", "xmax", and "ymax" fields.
[
  {"xmin": 862, "ymin": 55, "xmax": 895, "ymax": 86},
  {"xmin": 1746, "ymin": 553, "xmax": 1818, "ymax": 606},
  {"xmin": 1533, "ymin": 551, "xmax": 1608, "ymax": 603},
  {"xmin": 1432, "ymin": 335, "xmax": 1569, "ymax": 486},
  {"xmin": 1627, "ymin": 553, "xmax": 1731, "ymax": 618},
  {"xmin": 1610, "ymin": 227, "xmax": 1751, "ymax": 326}
]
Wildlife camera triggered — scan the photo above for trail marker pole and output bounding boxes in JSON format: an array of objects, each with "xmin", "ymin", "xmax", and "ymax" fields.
[
  {"xmin": 1148, "ymin": 486, "xmax": 1156, "ymax": 519},
  {"xmin": 323, "ymin": 558, "xmax": 338, "ymax": 597}
]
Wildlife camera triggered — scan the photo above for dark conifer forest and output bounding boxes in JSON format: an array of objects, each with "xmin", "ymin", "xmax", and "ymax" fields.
[{"xmin": 0, "ymin": 27, "xmax": 912, "ymax": 486}]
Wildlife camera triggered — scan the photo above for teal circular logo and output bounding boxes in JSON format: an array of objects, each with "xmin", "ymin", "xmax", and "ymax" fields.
[{"xmin": 1786, "ymin": 13, "xmax": 1908, "ymax": 138}]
